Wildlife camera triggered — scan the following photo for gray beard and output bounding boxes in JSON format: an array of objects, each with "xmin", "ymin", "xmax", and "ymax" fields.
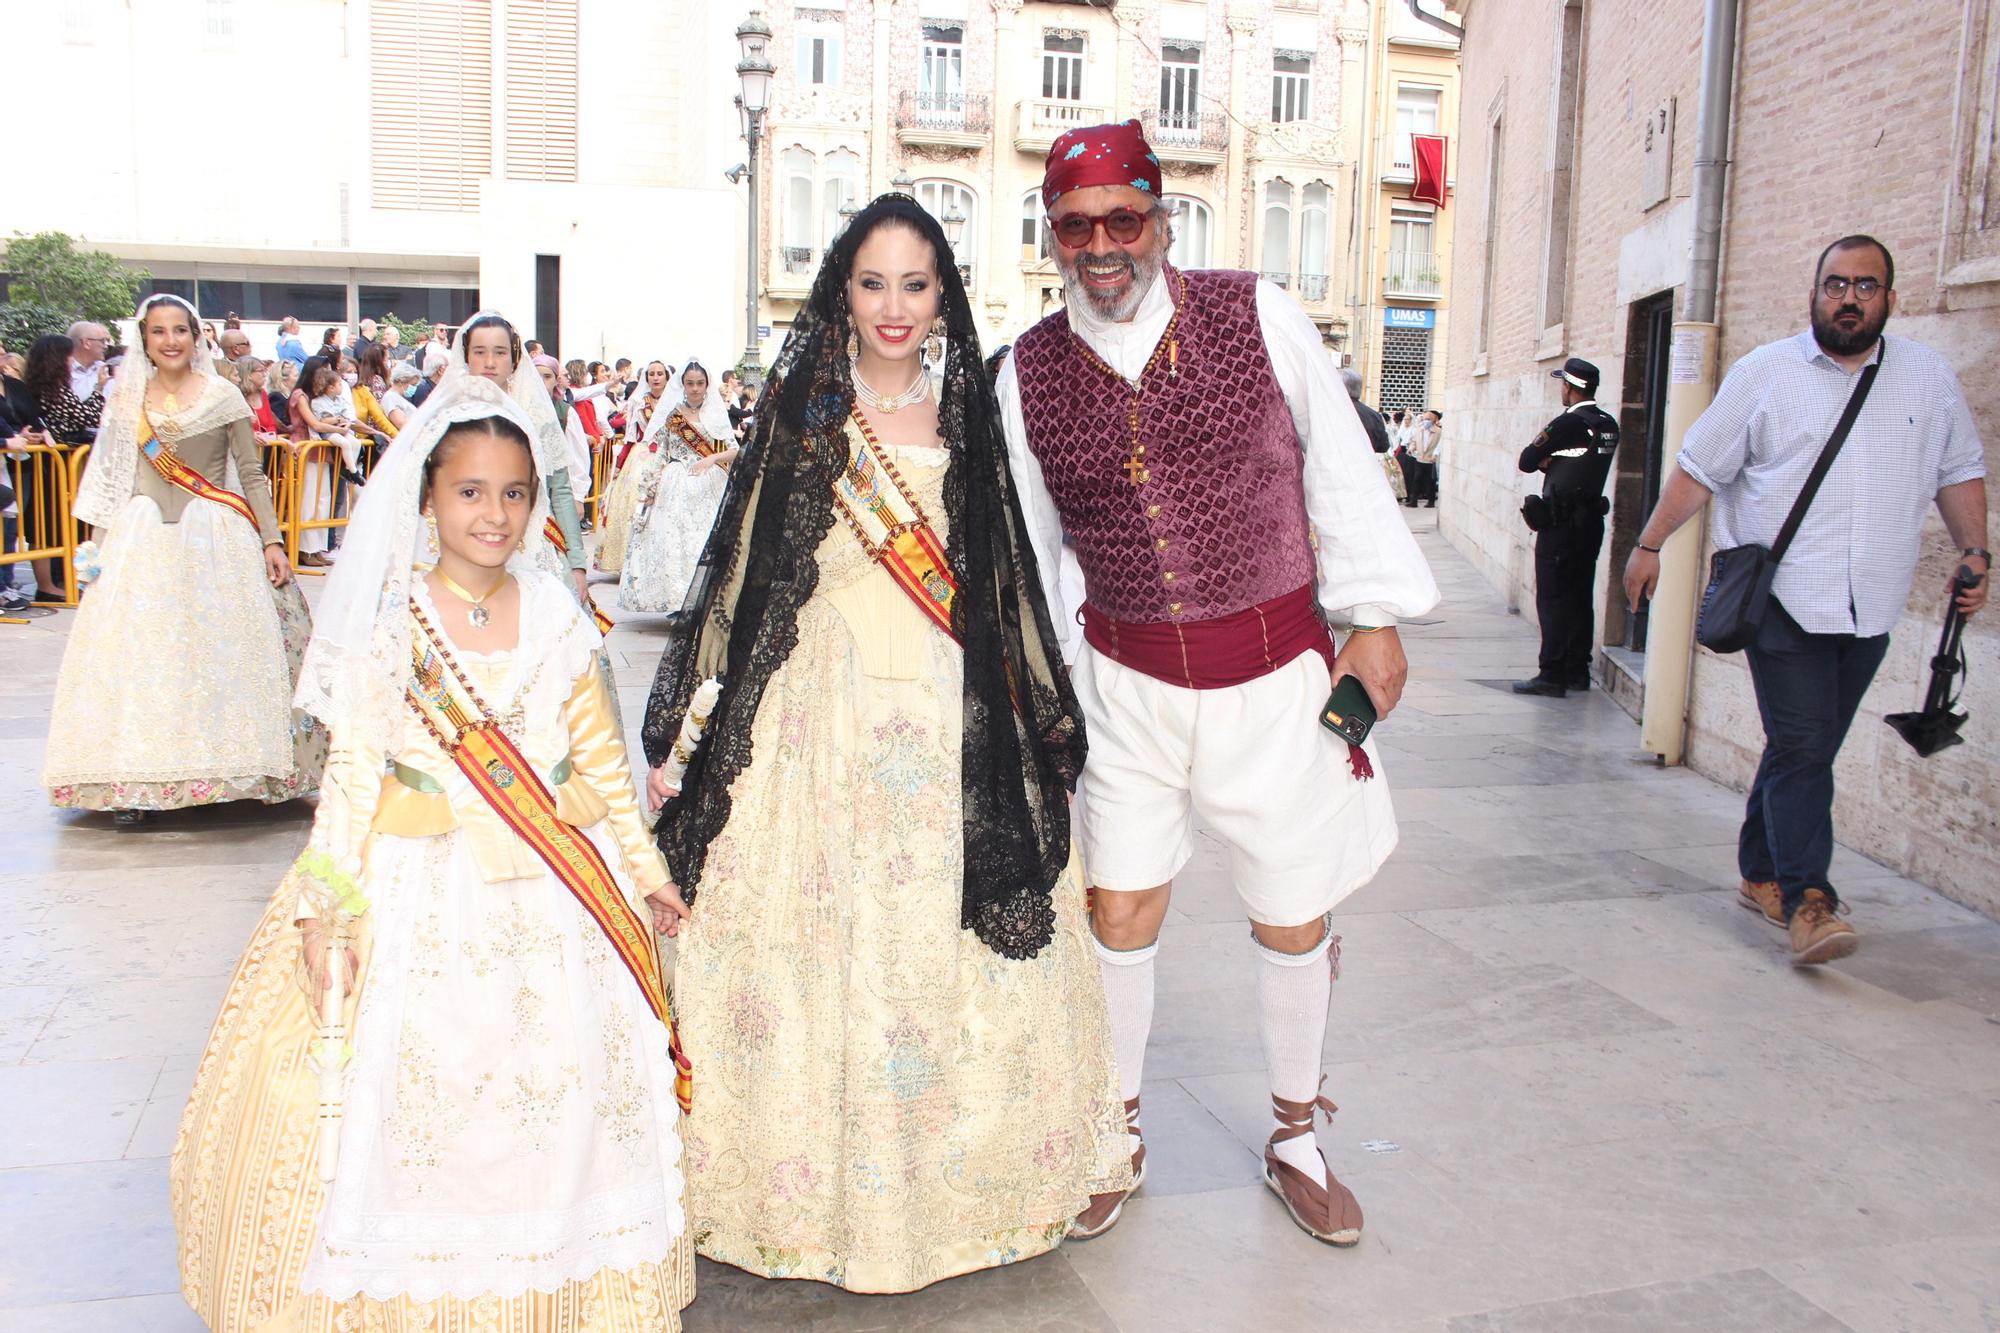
[{"xmin": 1061, "ymin": 246, "xmax": 1167, "ymax": 323}]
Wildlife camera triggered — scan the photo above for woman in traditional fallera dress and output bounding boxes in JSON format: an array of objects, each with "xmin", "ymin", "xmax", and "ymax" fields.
[
  {"xmin": 617, "ymin": 360, "xmax": 737, "ymax": 614},
  {"xmin": 171, "ymin": 379, "xmax": 695, "ymax": 1332},
  {"xmin": 641, "ymin": 195, "xmax": 1129, "ymax": 1294},
  {"xmin": 43, "ymin": 295, "xmax": 323, "ymax": 823},
  {"xmin": 596, "ymin": 359, "xmax": 671, "ymax": 577}
]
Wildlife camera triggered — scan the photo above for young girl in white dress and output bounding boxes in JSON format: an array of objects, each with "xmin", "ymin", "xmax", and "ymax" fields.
[{"xmin": 171, "ymin": 377, "xmax": 695, "ymax": 1332}]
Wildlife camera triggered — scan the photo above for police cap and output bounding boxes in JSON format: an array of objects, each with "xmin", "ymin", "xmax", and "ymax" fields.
[{"xmin": 1550, "ymin": 357, "xmax": 1600, "ymax": 391}]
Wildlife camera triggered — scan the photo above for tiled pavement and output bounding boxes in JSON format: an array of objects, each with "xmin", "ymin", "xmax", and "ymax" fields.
[{"xmin": 4, "ymin": 513, "xmax": 1998, "ymax": 1332}]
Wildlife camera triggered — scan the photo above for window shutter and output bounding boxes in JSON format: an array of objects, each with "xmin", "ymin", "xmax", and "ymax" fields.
[
  {"xmin": 505, "ymin": 0, "xmax": 579, "ymax": 182},
  {"xmin": 371, "ymin": 0, "xmax": 494, "ymax": 211}
]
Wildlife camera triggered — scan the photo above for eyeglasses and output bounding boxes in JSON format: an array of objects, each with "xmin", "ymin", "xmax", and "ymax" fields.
[
  {"xmin": 1048, "ymin": 206, "xmax": 1160, "ymax": 250},
  {"xmin": 1820, "ymin": 276, "xmax": 1885, "ymax": 301},
  {"xmin": 78, "ymin": 335, "xmax": 110, "ymax": 345}
]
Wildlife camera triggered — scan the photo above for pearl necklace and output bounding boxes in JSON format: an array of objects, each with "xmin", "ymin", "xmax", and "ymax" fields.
[{"xmin": 849, "ymin": 356, "xmax": 929, "ymax": 414}]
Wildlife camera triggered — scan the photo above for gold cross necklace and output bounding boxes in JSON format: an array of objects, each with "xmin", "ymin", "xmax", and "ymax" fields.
[{"xmin": 1064, "ymin": 270, "xmax": 1187, "ymax": 488}]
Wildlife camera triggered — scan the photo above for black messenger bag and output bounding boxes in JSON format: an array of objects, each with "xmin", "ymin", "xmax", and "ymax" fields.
[{"xmin": 1695, "ymin": 351, "xmax": 1880, "ymax": 653}]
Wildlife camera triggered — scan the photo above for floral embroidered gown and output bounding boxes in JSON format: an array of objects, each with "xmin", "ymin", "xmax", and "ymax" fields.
[
  {"xmin": 617, "ymin": 409, "xmax": 730, "ymax": 615},
  {"xmin": 43, "ymin": 402, "xmax": 323, "ymax": 811},
  {"xmin": 171, "ymin": 573, "xmax": 693, "ymax": 1331},
  {"xmin": 672, "ymin": 420, "xmax": 1129, "ymax": 1294}
]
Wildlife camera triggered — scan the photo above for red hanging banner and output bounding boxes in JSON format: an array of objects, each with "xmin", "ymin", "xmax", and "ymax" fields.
[{"xmin": 1410, "ymin": 134, "xmax": 1449, "ymax": 209}]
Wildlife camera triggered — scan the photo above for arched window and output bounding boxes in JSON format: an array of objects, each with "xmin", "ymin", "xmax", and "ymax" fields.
[
  {"xmin": 1300, "ymin": 180, "xmax": 1331, "ymax": 299},
  {"xmin": 1165, "ymin": 194, "xmax": 1211, "ymax": 269},
  {"xmin": 916, "ymin": 178, "xmax": 979, "ymax": 288},
  {"xmin": 1020, "ymin": 189, "xmax": 1052, "ymax": 261},
  {"xmin": 1261, "ymin": 179, "xmax": 1293, "ymax": 287},
  {"xmin": 780, "ymin": 146, "xmax": 816, "ymax": 276},
  {"xmin": 821, "ymin": 149, "xmax": 862, "ymax": 248}
]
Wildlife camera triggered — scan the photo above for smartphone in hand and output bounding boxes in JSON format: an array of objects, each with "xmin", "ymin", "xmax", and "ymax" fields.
[{"xmin": 1320, "ymin": 674, "xmax": 1378, "ymax": 746}]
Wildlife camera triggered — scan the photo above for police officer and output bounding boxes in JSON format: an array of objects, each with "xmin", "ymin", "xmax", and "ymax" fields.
[{"xmin": 1514, "ymin": 357, "xmax": 1621, "ymax": 696}]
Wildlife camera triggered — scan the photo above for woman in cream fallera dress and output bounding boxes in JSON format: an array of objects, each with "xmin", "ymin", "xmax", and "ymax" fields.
[
  {"xmin": 44, "ymin": 329, "xmax": 323, "ymax": 814},
  {"xmin": 171, "ymin": 387, "xmax": 692, "ymax": 1332},
  {"xmin": 668, "ymin": 417, "xmax": 1127, "ymax": 1293}
]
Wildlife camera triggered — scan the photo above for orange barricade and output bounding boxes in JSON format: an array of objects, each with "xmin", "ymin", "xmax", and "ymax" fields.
[
  {"xmin": 584, "ymin": 435, "xmax": 611, "ymax": 525},
  {"xmin": 278, "ymin": 439, "xmax": 353, "ymax": 575},
  {"xmin": 2, "ymin": 442, "xmax": 86, "ymax": 606}
]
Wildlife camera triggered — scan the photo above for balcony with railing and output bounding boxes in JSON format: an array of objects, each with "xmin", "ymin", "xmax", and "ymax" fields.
[
  {"xmin": 897, "ymin": 91, "xmax": 991, "ymax": 149},
  {"xmin": 1383, "ymin": 249, "xmax": 1443, "ymax": 299},
  {"xmin": 1141, "ymin": 107, "xmax": 1228, "ymax": 165},
  {"xmin": 1014, "ymin": 98, "xmax": 1111, "ymax": 154},
  {"xmin": 766, "ymin": 244, "xmax": 817, "ymax": 298},
  {"xmin": 1298, "ymin": 273, "xmax": 1331, "ymax": 302},
  {"xmin": 1261, "ymin": 270, "xmax": 1291, "ymax": 290}
]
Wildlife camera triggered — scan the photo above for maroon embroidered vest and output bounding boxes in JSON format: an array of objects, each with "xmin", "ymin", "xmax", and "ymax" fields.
[{"xmin": 1012, "ymin": 267, "xmax": 1316, "ymax": 626}]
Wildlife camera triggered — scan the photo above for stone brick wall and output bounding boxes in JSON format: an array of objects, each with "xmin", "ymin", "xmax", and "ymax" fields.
[{"xmin": 1443, "ymin": 0, "xmax": 2000, "ymax": 916}]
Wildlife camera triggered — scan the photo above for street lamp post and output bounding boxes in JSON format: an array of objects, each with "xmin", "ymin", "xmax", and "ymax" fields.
[{"xmin": 735, "ymin": 12, "xmax": 774, "ymax": 377}]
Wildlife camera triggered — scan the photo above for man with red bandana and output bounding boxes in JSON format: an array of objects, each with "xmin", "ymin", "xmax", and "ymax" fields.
[{"xmin": 996, "ymin": 120, "xmax": 1439, "ymax": 1246}]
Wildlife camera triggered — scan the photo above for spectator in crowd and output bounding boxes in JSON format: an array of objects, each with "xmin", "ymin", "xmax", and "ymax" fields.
[
  {"xmin": 353, "ymin": 318, "xmax": 378, "ymax": 363},
  {"xmin": 20, "ymin": 335, "xmax": 103, "ymax": 601},
  {"xmin": 589, "ymin": 359, "xmax": 610, "ymax": 386},
  {"xmin": 2, "ymin": 351, "xmax": 47, "ymax": 608},
  {"xmin": 200, "ymin": 321, "xmax": 223, "ymax": 360},
  {"xmin": 735, "ymin": 379, "xmax": 760, "ymax": 442},
  {"xmin": 218, "ymin": 328, "xmax": 251, "ymax": 362},
  {"xmin": 422, "ymin": 321, "xmax": 452, "ymax": 373},
  {"xmin": 66, "ymin": 321, "xmax": 113, "ymax": 402},
  {"xmin": 1408, "ymin": 409, "xmax": 1443, "ymax": 508},
  {"xmin": 524, "ymin": 339, "xmax": 543, "ymax": 358},
  {"xmin": 318, "ymin": 326, "xmax": 346, "ymax": 362},
  {"xmin": 1624, "ymin": 234, "xmax": 1989, "ymax": 966},
  {"xmin": 378, "ymin": 359, "xmax": 421, "ymax": 428},
  {"xmin": 237, "ymin": 356, "xmax": 283, "ymax": 437},
  {"xmin": 32, "ymin": 333, "xmax": 104, "ymax": 444},
  {"xmin": 350, "ymin": 344, "xmax": 399, "ymax": 448},
  {"xmin": 267, "ymin": 360, "xmax": 298, "ymax": 432},
  {"xmin": 273, "ymin": 316, "xmax": 307, "ymax": 369},
  {"xmin": 380, "ymin": 323, "xmax": 408, "ymax": 362},
  {"xmin": 213, "ymin": 357, "xmax": 242, "ymax": 388},
  {"xmin": 612, "ymin": 356, "xmax": 635, "ymax": 400},
  {"xmin": 222, "ymin": 311, "xmax": 243, "ymax": 330},
  {"xmin": 410, "ymin": 354, "xmax": 447, "ymax": 408},
  {"xmin": 1342, "ymin": 367, "xmax": 1392, "ymax": 454}
]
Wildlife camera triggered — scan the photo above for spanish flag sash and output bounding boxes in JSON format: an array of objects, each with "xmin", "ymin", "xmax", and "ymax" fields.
[
  {"xmin": 832, "ymin": 409, "xmax": 959, "ymax": 642},
  {"xmin": 405, "ymin": 600, "xmax": 692, "ymax": 1112},
  {"xmin": 139, "ymin": 414, "xmax": 260, "ymax": 531},
  {"xmin": 541, "ymin": 517, "xmax": 616, "ymax": 635}
]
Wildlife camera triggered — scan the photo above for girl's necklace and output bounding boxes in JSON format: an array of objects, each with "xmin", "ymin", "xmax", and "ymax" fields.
[
  {"xmin": 850, "ymin": 357, "xmax": 928, "ymax": 414},
  {"xmin": 434, "ymin": 569, "xmax": 504, "ymax": 629}
]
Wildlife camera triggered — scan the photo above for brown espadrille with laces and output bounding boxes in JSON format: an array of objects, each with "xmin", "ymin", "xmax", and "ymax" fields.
[
  {"xmin": 1738, "ymin": 878, "xmax": 1784, "ymax": 927},
  {"xmin": 1070, "ymin": 1095, "xmax": 1146, "ymax": 1240},
  {"xmin": 1262, "ymin": 1079, "xmax": 1363, "ymax": 1247},
  {"xmin": 1788, "ymin": 888, "xmax": 1858, "ymax": 966}
]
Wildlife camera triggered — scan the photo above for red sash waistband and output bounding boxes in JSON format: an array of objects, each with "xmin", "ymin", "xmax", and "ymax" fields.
[{"xmin": 1082, "ymin": 584, "xmax": 1333, "ymax": 690}]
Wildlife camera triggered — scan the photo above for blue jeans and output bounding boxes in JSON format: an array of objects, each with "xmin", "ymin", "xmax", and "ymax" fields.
[{"xmin": 1738, "ymin": 600, "xmax": 1889, "ymax": 916}]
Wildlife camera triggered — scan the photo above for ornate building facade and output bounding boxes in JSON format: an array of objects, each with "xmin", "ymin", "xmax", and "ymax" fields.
[{"xmin": 747, "ymin": 0, "xmax": 1461, "ymax": 362}]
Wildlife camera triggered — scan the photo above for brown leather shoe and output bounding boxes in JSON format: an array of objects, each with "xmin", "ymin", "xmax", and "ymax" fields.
[
  {"xmin": 1788, "ymin": 888, "xmax": 1858, "ymax": 966},
  {"xmin": 1070, "ymin": 1095, "xmax": 1146, "ymax": 1241},
  {"xmin": 1738, "ymin": 878, "xmax": 1784, "ymax": 927},
  {"xmin": 1263, "ymin": 1079, "xmax": 1363, "ymax": 1247}
]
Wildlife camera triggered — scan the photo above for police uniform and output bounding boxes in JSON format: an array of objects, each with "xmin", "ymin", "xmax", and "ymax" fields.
[{"xmin": 1515, "ymin": 358, "xmax": 1620, "ymax": 694}]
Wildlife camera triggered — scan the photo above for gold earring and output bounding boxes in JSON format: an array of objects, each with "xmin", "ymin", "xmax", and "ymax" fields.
[
  {"xmin": 845, "ymin": 327, "xmax": 859, "ymax": 362},
  {"xmin": 422, "ymin": 512, "xmax": 440, "ymax": 566},
  {"xmin": 922, "ymin": 316, "xmax": 947, "ymax": 368}
]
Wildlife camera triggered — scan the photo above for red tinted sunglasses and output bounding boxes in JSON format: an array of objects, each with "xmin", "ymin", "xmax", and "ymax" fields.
[{"xmin": 1048, "ymin": 205, "xmax": 1161, "ymax": 250}]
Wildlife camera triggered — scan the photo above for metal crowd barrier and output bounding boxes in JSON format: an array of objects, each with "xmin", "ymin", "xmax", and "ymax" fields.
[
  {"xmin": 1, "ymin": 442, "xmax": 86, "ymax": 607},
  {"xmin": 277, "ymin": 438, "xmax": 353, "ymax": 575}
]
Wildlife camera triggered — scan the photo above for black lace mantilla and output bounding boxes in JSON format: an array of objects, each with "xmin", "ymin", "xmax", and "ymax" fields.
[{"xmin": 641, "ymin": 194, "xmax": 1085, "ymax": 960}]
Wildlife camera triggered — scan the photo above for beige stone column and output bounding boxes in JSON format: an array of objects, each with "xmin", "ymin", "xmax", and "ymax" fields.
[{"xmin": 1225, "ymin": 10, "xmax": 1260, "ymax": 268}]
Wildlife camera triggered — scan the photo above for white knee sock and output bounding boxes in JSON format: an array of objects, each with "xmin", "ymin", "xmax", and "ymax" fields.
[
  {"xmin": 1095, "ymin": 937, "xmax": 1157, "ymax": 1111},
  {"xmin": 1255, "ymin": 922, "xmax": 1333, "ymax": 1180}
]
